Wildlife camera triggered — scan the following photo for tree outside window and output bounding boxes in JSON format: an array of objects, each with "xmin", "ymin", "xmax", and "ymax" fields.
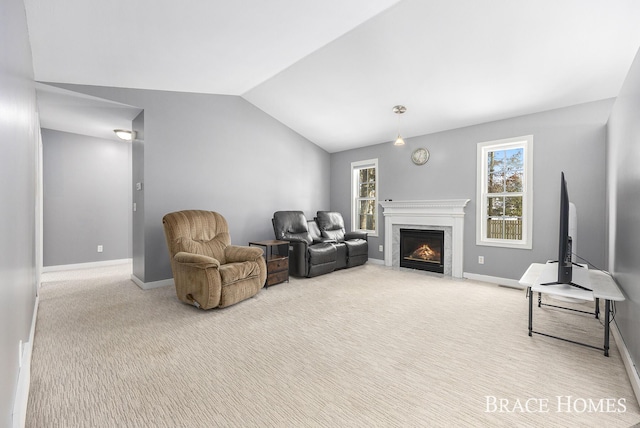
[
  {"xmin": 477, "ymin": 136, "xmax": 532, "ymax": 249},
  {"xmin": 487, "ymin": 148, "xmax": 524, "ymax": 240},
  {"xmin": 352, "ymin": 159, "xmax": 378, "ymax": 235}
]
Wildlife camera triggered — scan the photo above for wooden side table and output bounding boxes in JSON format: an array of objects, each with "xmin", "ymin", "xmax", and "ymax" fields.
[{"xmin": 249, "ymin": 240, "xmax": 289, "ymax": 287}]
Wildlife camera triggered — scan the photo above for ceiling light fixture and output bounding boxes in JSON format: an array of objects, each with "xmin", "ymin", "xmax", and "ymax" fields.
[
  {"xmin": 114, "ymin": 129, "xmax": 135, "ymax": 141},
  {"xmin": 392, "ymin": 105, "xmax": 406, "ymax": 146}
]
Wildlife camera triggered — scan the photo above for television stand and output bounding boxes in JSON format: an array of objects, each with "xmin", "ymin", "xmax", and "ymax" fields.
[
  {"xmin": 519, "ymin": 262, "xmax": 625, "ymax": 357},
  {"xmin": 539, "ymin": 280, "xmax": 592, "ymax": 291},
  {"xmin": 541, "ymin": 261, "xmax": 592, "ymax": 291}
]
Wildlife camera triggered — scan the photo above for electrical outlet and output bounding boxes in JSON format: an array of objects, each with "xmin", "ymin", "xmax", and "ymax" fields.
[
  {"xmin": 378, "ymin": 245, "xmax": 383, "ymax": 252},
  {"xmin": 97, "ymin": 245, "xmax": 103, "ymax": 253},
  {"xmin": 478, "ymin": 256, "xmax": 484, "ymax": 264}
]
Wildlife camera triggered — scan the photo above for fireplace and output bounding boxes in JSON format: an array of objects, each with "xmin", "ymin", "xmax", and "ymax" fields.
[
  {"xmin": 379, "ymin": 199, "xmax": 470, "ymax": 278},
  {"xmin": 400, "ymin": 229, "xmax": 445, "ymax": 273}
]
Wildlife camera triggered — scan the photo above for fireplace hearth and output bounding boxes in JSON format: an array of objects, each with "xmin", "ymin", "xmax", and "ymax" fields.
[{"xmin": 400, "ymin": 229, "xmax": 444, "ymax": 273}]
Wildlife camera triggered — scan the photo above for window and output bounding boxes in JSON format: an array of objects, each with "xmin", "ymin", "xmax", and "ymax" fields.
[
  {"xmin": 351, "ymin": 159, "xmax": 378, "ymax": 236},
  {"xmin": 477, "ymin": 136, "xmax": 532, "ymax": 249}
]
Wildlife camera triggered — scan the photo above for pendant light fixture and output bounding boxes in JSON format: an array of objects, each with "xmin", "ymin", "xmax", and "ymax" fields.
[{"xmin": 392, "ymin": 105, "xmax": 406, "ymax": 146}]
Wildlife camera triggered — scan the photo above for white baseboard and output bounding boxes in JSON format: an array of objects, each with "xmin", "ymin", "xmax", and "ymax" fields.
[
  {"xmin": 367, "ymin": 258, "xmax": 385, "ymax": 265},
  {"xmin": 130, "ymin": 274, "xmax": 174, "ymax": 290},
  {"xmin": 13, "ymin": 294, "xmax": 39, "ymax": 428},
  {"xmin": 42, "ymin": 258, "xmax": 132, "ymax": 272},
  {"xmin": 463, "ymin": 272, "xmax": 524, "ymax": 289},
  {"xmin": 611, "ymin": 321, "xmax": 640, "ymax": 408}
]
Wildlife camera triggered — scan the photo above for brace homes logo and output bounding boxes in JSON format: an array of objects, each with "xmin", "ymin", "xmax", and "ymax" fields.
[{"xmin": 485, "ymin": 395, "xmax": 627, "ymax": 414}]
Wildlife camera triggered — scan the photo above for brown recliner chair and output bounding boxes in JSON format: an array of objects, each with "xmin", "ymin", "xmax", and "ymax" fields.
[{"xmin": 162, "ymin": 210, "xmax": 266, "ymax": 309}]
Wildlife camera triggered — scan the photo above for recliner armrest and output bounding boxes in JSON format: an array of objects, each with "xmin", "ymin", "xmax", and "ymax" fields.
[
  {"xmin": 174, "ymin": 252, "xmax": 221, "ymax": 269},
  {"xmin": 313, "ymin": 237, "xmax": 337, "ymax": 244},
  {"xmin": 225, "ymin": 245, "xmax": 264, "ymax": 263},
  {"xmin": 345, "ymin": 231, "xmax": 368, "ymax": 241},
  {"xmin": 280, "ymin": 237, "xmax": 310, "ymax": 247}
]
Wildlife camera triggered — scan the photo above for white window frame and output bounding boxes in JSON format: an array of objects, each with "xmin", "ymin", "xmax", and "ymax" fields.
[
  {"xmin": 476, "ymin": 135, "xmax": 533, "ymax": 249},
  {"xmin": 351, "ymin": 158, "xmax": 378, "ymax": 237}
]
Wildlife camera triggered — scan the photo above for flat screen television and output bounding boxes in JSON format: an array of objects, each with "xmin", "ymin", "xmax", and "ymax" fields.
[
  {"xmin": 543, "ymin": 172, "xmax": 591, "ymax": 290},
  {"xmin": 557, "ymin": 172, "xmax": 573, "ymax": 284}
]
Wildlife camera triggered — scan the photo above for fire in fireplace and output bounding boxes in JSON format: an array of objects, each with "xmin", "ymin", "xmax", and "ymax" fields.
[{"xmin": 399, "ymin": 228, "xmax": 445, "ymax": 274}]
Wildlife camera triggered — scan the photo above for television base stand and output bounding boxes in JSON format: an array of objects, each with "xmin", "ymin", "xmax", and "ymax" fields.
[
  {"xmin": 542, "ymin": 260, "xmax": 592, "ymax": 291},
  {"xmin": 540, "ymin": 281, "xmax": 592, "ymax": 292}
]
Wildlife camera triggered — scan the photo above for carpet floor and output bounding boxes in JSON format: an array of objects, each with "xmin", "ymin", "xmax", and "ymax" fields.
[{"xmin": 27, "ymin": 262, "xmax": 640, "ymax": 427}]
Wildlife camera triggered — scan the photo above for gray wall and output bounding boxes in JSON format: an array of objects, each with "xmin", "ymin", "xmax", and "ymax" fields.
[
  {"xmin": 331, "ymin": 99, "xmax": 613, "ymax": 281},
  {"xmin": 0, "ymin": 0, "xmax": 38, "ymax": 425},
  {"xmin": 42, "ymin": 129, "xmax": 132, "ymax": 267},
  {"xmin": 47, "ymin": 84, "xmax": 331, "ymax": 283},
  {"xmin": 607, "ymin": 47, "xmax": 640, "ymax": 382}
]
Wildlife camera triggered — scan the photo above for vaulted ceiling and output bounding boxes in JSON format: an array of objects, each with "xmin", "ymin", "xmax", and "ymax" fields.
[{"xmin": 25, "ymin": 0, "xmax": 640, "ymax": 152}]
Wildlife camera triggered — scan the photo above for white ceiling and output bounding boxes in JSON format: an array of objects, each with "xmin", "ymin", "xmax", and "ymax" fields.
[{"xmin": 25, "ymin": 0, "xmax": 640, "ymax": 152}]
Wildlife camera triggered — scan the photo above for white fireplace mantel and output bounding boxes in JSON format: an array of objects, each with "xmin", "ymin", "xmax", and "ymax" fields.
[{"xmin": 380, "ymin": 199, "xmax": 470, "ymax": 278}]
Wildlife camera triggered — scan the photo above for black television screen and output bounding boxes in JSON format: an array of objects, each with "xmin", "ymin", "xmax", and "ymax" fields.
[
  {"xmin": 542, "ymin": 172, "xmax": 591, "ymax": 291},
  {"xmin": 557, "ymin": 172, "xmax": 573, "ymax": 284}
]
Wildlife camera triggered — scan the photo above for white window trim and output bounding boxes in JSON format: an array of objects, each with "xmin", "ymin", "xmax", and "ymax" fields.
[
  {"xmin": 476, "ymin": 135, "xmax": 533, "ymax": 249},
  {"xmin": 351, "ymin": 158, "xmax": 379, "ymax": 237}
]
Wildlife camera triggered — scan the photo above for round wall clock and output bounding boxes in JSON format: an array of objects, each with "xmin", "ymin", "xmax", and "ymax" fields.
[{"xmin": 411, "ymin": 148, "xmax": 430, "ymax": 165}]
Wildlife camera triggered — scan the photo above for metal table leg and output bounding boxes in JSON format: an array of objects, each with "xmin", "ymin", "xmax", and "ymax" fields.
[
  {"xmin": 604, "ymin": 300, "xmax": 610, "ymax": 357},
  {"xmin": 528, "ymin": 287, "xmax": 533, "ymax": 337}
]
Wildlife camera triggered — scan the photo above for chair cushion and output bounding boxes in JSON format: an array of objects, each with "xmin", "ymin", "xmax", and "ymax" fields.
[
  {"xmin": 322, "ymin": 229, "xmax": 345, "ymax": 242},
  {"xmin": 175, "ymin": 237, "xmax": 228, "ymax": 264}
]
